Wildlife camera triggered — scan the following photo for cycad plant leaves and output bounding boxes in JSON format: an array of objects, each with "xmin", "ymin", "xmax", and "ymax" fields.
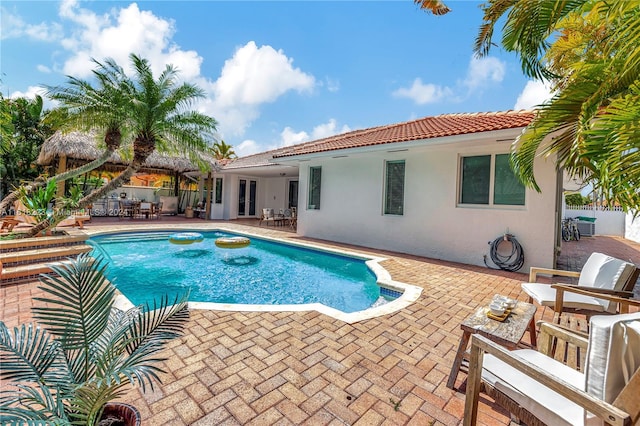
[
  {"xmin": 32, "ymin": 253, "xmax": 114, "ymax": 383},
  {"xmin": 0, "ymin": 382, "xmax": 70, "ymax": 424},
  {"xmin": 0, "ymin": 322, "xmax": 67, "ymax": 385},
  {"xmin": 66, "ymin": 381, "xmax": 128, "ymax": 426},
  {"xmin": 117, "ymin": 294, "xmax": 189, "ymax": 392},
  {"xmin": 33, "ymin": 254, "xmax": 113, "ymax": 350}
]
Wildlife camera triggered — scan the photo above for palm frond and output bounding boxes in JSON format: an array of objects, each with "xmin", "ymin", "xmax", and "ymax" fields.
[
  {"xmin": 0, "ymin": 322, "xmax": 67, "ymax": 385},
  {"xmin": 0, "ymin": 383, "xmax": 69, "ymax": 424},
  {"xmin": 414, "ymin": 0, "xmax": 451, "ymax": 15},
  {"xmin": 32, "ymin": 254, "xmax": 114, "ymax": 383}
]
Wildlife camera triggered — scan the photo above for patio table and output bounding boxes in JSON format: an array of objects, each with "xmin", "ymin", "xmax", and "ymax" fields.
[{"xmin": 446, "ymin": 296, "xmax": 537, "ymax": 389}]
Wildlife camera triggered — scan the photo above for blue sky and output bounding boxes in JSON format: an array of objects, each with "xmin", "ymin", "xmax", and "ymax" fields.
[{"xmin": 1, "ymin": 0, "xmax": 552, "ymax": 157}]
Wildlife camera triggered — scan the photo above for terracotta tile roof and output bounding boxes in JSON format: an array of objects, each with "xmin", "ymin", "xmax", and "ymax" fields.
[{"xmin": 272, "ymin": 110, "xmax": 534, "ymax": 159}]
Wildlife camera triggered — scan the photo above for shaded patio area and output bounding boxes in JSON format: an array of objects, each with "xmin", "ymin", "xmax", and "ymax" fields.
[{"xmin": 1, "ymin": 218, "xmax": 638, "ymax": 425}]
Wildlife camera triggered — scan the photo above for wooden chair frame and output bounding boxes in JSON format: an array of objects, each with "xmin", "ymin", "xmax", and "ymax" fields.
[
  {"xmin": 527, "ymin": 263, "xmax": 640, "ymax": 318},
  {"xmin": 464, "ymin": 321, "xmax": 640, "ymax": 426}
]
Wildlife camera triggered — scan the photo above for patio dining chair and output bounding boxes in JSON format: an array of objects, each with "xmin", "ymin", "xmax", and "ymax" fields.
[
  {"xmin": 522, "ymin": 252, "xmax": 639, "ymax": 319},
  {"xmin": 259, "ymin": 208, "xmax": 275, "ymax": 226},
  {"xmin": 464, "ymin": 311, "xmax": 640, "ymax": 426},
  {"xmin": 137, "ymin": 202, "xmax": 152, "ymax": 219}
]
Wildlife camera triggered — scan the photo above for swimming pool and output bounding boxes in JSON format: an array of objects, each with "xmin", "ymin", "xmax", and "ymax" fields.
[
  {"xmin": 90, "ymin": 230, "xmax": 389, "ymax": 313},
  {"xmin": 88, "ymin": 228, "xmax": 423, "ymax": 322}
]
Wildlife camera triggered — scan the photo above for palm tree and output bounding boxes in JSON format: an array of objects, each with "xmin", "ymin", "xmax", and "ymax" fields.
[
  {"xmin": 0, "ymin": 59, "xmax": 130, "ymax": 214},
  {"xmin": 24, "ymin": 54, "xmax": 218, "ymax": 237},
  {"xmin": 474, "ymin": 0, "xmax": 640, "ymax": 211},
  {"xmin": 212, "ymin": 140, "xmax": 237, "ymax": 160}
]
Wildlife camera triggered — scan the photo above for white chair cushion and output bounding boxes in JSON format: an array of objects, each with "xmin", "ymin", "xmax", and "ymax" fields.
[
  {"xmin": 585, "ymin": 313, "xmax": 640, "ymax": 402},
  {"xmin": 578, "ymin": 253, "xmax": 636, "ymax": 291},
  {"xmin": 521, "ymin": 283, "xmax": 608, "ymax": 312},
  {"xmin": 482, "ymin": 349, "xmax": 586, "ymax": 426},
  {"xmin": 583, "ymin": 312, "xmax": 640, "ymax": 425}
]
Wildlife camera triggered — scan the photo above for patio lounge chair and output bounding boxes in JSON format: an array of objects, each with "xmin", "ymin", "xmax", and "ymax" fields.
[
  {"xmin": 464, "ymin": 311, "xmax": 640, "ymax": 426},
  {"xmin": 12, "ymin": 201, "xmax": 89, "ymax": 230},
  {"xmin": 56, "ymin": 211, "xmax": 90, "ymax": 229},
  {"xmin": 1, "ymin": 217, "xmax": 20, "ymax": 233},
  {"xmin": 522, "ymin": 252, "xmax": 639, "ymax": 318},
  {"xmin": 259, "ymin": 208, "xmax": 277, "ymax": 226}
]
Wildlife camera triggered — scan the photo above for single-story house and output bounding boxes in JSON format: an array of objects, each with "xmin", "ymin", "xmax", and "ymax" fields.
[{"xmin": 201, "ymin": 110, "xmax": 561, "ymax": 270}]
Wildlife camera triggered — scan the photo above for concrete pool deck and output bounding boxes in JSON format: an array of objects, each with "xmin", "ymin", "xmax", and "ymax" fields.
[{"xmin": 2, "ymin": 217, "xmax": 639, "ymax": 425}]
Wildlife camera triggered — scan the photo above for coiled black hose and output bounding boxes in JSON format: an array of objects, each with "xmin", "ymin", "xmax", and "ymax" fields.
[{"xmin": 484, "ymin": 234, "xmax": 525, "ymax": 272}]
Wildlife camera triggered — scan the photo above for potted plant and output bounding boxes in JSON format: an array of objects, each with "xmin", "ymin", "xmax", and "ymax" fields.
[{"xmin": 0, "ymin": 253, "xmax": 189, "ymax": 425}]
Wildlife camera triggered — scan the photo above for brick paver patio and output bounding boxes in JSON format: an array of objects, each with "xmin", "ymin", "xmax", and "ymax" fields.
[{"xmin": 2, "ymin": 218, "xmax": 639, "ymax": 425}]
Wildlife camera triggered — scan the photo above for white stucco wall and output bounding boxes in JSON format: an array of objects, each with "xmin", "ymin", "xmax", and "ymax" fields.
[
  {"xmin": 296, "ymin": 134, "xmax": 558, "ymax": 270},
  {"xmin": 626, "ymin": 212, "xmax": 640, "ymax": 243},
  {"xmin": 263, "ymin": 177, "xmax": 288, "ymax": 213},
  {"xmin": 564, "ymin": 208, "xmax": 625, "ymax": 236}
]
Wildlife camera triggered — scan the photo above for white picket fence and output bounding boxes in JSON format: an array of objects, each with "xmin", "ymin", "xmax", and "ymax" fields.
[{"xmin": 564, "ymin": 205, "xmax": 626, "ymax": 237}]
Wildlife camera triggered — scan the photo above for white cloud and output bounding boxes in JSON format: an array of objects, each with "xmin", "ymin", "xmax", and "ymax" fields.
[
  {"xmin": 324, "ymin": 77, "xmax": 340, "ymax": 93},
  {"xmin": 0, "ymin": 7, "xmax": 62, "ymax": 41},
  {"xmin": 281, "ymin": 127, "xmax": 309, "ymax": 147},
  {"xmin": 311, "ymin": 119, "xmax": 350, "ymax": 139},
  {"xmin": 235, "ymin": 139, "xmax": 260, "ymax": 157},
  {"xmin": 213, "ymin": 42, "xmax": 314, "ymax": 107},
  {"xmin": 393, "ymin": 56, "xmax": 506, "ymax": 105},
  {"xmin": 276, "ymin": 119, "xmax": 350, "ymax": 148},
  {"xmin": 58, "ymin": 2, "xmax": 203, "ymax": 79},
  {"xmin": 514, "ymin": 80, "xmax": 555, "ymax": 110},
  {"xmin": 9, "ymin": 86, "xmax": 58, "ymax": 110},
  {"xmin": 207, "ymin": 41, "xmax": 315, "ymax": 136},
  {"xmin": 463, "ymin": 56, "xmax": 505, "ymax": 91},
  {"xmin": 37, "ymin": 64, "xmax": 52, "ymax": 73},
  {"xmin": 392, "ymin": 78, "xmax": 451, "ymax": 105}
]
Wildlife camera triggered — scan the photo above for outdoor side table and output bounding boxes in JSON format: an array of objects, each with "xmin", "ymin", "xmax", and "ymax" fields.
[{"xmin": 446, "ymin": 297, "xmax": 537, "ymax": 389}]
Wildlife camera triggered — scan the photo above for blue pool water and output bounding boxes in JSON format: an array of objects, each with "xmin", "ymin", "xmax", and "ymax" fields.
[{"xmin": 90, "ymin": 231, "xmax": 380, "ymax": 313}]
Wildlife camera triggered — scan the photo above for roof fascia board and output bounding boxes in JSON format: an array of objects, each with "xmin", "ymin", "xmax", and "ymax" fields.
[{"xmin": 272, "ymin": 127, "xmax": 525, "ymax": 163}]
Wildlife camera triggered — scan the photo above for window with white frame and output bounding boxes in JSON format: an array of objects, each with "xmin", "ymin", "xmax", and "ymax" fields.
[
  {"xmin": 459, "ymin": 154, "xmax": 525, "ymax": 206},
  {"xmin": 384, "ymin": 160, "xmax": 405, "ymax": 215},
  {"xmin": 308, "ymin": 166, "xmax": 322, "ymax": 209}
]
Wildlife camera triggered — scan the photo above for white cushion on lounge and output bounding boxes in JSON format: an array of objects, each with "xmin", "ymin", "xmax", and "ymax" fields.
[
  {"xmin": 523, "ymin": 252, "xmax": 636, "ymax": 313},
  {"xmin": 585, "ymin": 312, "xmax": 640, "ymax": 403},
  {"xmin": 482, "ymin": 349, "xmax": 586, "ymax": 426},
  {"xmin": 521, "ymin": 283, "xmax": 608, "ymax": 312},
  {"xmin": 577, "ymin": 253, "xmax": 635, "ymax": 291}
]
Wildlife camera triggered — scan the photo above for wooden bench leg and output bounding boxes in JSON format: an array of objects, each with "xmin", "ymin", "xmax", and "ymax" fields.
[
  {"xmin": 528, "ymin": 317, "xmax": 537, "ymax": 347},
  {"xmin": 447, "ymin": 330, "xmax": 471, "ymax": 389}
]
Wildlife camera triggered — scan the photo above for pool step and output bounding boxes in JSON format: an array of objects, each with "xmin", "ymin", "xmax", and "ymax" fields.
[
  {"xmin": 1, "ymin": 244, "xmax": 93, "ymax": 284},
  {"xmin": 1, "ymin": 233, "xmax": 92, "ymax": 285},
  {"xmin": 1, "ymin": 245, "xmax": 92, "ymax": 265}
]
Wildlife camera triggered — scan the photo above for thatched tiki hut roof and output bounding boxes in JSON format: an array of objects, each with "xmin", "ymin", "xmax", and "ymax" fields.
[{"xmin": 37, "ymin": 131, "xmax": 216, "ymax": 174}]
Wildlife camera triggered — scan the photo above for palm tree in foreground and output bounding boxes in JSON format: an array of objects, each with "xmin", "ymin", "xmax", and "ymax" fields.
[
  {"xmin": 474, "ymin": 0, "xmax": 640, "ymax": 211},
  {"xmin": 24, "ymin": 53, "xmax": 218, "ymax": 237}
]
